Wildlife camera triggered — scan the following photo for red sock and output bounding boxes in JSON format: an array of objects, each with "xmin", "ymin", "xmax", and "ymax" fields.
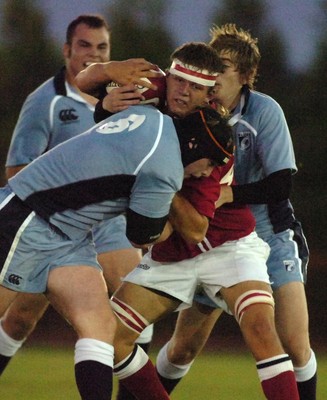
[
  {"xmin": 120, "ymin": 359, "xmax": 169, "ymax": 400},
  {"xmin": 115, "ymin": 346, "xmax": 169, "ymax": 400},
  {"xmin": 261, "ymin": 370, "xmax": 299, "ymax": 400}
]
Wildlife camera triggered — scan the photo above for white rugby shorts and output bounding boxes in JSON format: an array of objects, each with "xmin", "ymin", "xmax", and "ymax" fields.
[{"xmin": 123, "ymin": 231, "xmax": 270, "ymax": 312}]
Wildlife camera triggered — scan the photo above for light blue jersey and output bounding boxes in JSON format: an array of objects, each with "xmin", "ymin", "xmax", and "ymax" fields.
[
  {"xmin": 6, "ymin": 68, "xmax": 96, "ymax": 166},
  {"xmin": 232, "ymin": 89, "xmax": 297, "ymax": 239},
  {"xmin": 231, "ymin": 88, "xmax": 307, "ymax": 288},
  {"xmin": 5, "ymin": 67, "xmax": 133, "ymax": 253},
  {"xmin": 8, "ymin": 106, "xmax": 183, "ymax": 240}
]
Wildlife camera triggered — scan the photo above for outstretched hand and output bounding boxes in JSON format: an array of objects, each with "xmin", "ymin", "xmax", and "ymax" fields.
[
  {"xmin": 109, "ymin": 59, "xmax": 164, "ymax": 89},
  {"xmin": 75, "ymin": 58, "xmax": 164, "ymax": 96}
]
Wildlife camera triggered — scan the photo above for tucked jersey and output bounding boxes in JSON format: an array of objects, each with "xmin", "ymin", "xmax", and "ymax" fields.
[
  {"xmin": 231, "ymin": 88, "xmax": 297, "ymax": 238},
  {"xmin": 6, "ymin": 67, "xmax": 95, "ymax": 166},
  {"xmin": 151, "ymin": 158, "xmax": 255, "ymax": 262},
  {"xmin": 8, "ymin": 105, "xmax": 183, "ymax": 240}
]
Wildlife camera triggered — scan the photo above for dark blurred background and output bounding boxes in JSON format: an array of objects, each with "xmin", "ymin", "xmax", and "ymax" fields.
[{"xmin": 0, "ymin": 0, "xmax": 326, "ymax": 347}]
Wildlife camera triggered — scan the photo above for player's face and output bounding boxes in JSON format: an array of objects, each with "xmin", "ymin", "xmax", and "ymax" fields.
[
  {"xmin": 64, "ymin": 23, "xmax": 110, "ymax": 79},
  {"xmin": 212, "ymin": 50, "xmax": 246, "ymax": 111},
  {"xmin": 166, "ymin": 74, "xmax": 211, "ymax": 118},
  {"xmin": 183, "ymin": 159, "xmax": 215, "ymax": 179}
]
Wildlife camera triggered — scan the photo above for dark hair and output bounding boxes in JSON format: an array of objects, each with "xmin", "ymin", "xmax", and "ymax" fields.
[
  {"xmin": 171, "ymin": 42, "xmax": 223, "ymax": 74},
  {"xmin": 66, "ymin": 14, "xmax": 110, "ymax": 45}
]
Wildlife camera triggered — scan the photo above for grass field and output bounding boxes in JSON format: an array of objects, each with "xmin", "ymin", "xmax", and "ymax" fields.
[{"xmin": 0, "ymin": 346, "xmax": 326, "ymax": 399}]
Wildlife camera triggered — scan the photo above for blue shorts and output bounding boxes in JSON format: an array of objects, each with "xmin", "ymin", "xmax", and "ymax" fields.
[
  {"xmin": 0, "ymin": 189, "xmax": 100, "ymax": 293},
  {"xmin": 265, "ymin": 221, "xmax": 309, "ymax": 290},
  {"xmin": 93, "ymin": 215, "xmax": 133, "ymax": 254}
]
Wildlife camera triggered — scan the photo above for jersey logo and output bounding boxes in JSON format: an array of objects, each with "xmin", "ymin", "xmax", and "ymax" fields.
[
  {"xmin": 137, "ymin": 263, "xmax": 150, "ymax": 270},
  {"xmin": 59, "ymin": 108, "xmax": 79, "ymax": 122},
  {"xmin": 283, "ymin": 260, "xmax": 295, "ymax": 272},
  {"xmin": 8, "ymin": 274, "xmax": 23, "ymax": 285},
  {"xmin": 237, "ymin": 131, "xmax": 251, "ymax": 150},
  {"xmin": 97, "ymin": 114, "xmax": 146, "ymax": 134}
]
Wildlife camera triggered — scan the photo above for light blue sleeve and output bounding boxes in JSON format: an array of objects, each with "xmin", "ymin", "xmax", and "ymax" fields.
[
  {"xmin": 128, "ymin": 115, "xmax": 184, "ymax": 219},
  {"xmin": 255, "ymin": 97, "xmax": 297, "ymax": 176},
  {"xmin": 6, "ymin": 85, "xmax": 54, "ymax": 167}
]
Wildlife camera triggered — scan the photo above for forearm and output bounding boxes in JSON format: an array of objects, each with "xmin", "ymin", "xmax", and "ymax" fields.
[
  {"xmin": 232, "ymin": 169, "xmax": 292, "ymax": 204},
  {"xmin": 169, "ymin": 192, "xmax": 208, "ymax": 243},
  {"xmin": 75, "ymin": 58, "xmax": 163, "ymax": 97},
  {"xmin": 75, "ymin": 62, "xmax": 113, "ymax": 97},
  {"xmin": 6, "ymin": 165, "xmax": 27, "ymax": 180}
]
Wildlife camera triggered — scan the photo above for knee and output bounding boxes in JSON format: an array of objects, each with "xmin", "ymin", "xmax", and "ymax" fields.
[
  {"xmin": 2, "ymin": 298, "xmax": 49, "ymax": 340},
  {"xmin": 242, "ymin": 314, "xmax": 276, "ymax": 340},
  {"xmin": 167, "ymin": 337, "xmax": 199, "ymax": 365},
  {"xmin": 281, "ymin": 335, "xmax": 312, "ymax": 366},
  {"xmin": 2, "ymin": 312, "xmax": 40, "ymax": 340},
  {"xmin": 72, "ymin": 308, "xmax": 118, "ymax": 343}
]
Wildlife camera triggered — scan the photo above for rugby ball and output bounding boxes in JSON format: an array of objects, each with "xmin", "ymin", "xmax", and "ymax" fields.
[{"xmin": 106, "ymin": 70, "xmax": 166, "ymax": 110}]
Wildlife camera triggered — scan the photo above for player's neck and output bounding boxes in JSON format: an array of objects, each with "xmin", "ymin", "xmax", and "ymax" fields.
[
  {"xmin": 65, "ymin": 69, "xmax": 98, "ymax": 106},
  {"xmin": 226, "ymin": 92, "xmax": 242, "ymax": 112}
]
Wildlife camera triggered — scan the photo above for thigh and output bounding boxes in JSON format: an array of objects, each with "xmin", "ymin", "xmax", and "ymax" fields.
[
  {"xmin": 112, "ymin": 281, "xmax": 181, "ymax": 362},
  {"xmin": 221, "ymin": 281, "xmax": 273, "ymax": 314},
  {"xmin": 114, "ymin": 281, "xmax": 180, "ymax": 324},
  {"xmin": 47, "ymin": 265, "xmax": 115, "ymax": 343},
  {"xmin": 98, "ymin": 248, "xmax": 142, "ymax": 295}
]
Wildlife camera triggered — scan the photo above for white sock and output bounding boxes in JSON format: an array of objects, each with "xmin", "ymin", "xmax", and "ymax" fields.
[
  {"xmin": 294, "ymin": 349, "xmax": 317, "ymax": 382},
  {"xmin": 114, "ymin": 345, "xmax": 149, "ymax": 380},
  {"xmin": 74, "ymin": 338, "xmax": 114, "ymax": 368},
  {"xmin": 0, "ymin": 320, "xmax": 25, "ymax": 357},
  {"xmin": 156, "ymin": 341, "xmax": 194, "ymax": 379}
]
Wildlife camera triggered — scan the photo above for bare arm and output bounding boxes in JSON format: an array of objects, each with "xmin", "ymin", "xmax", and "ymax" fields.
[
  {"xmin": 169, "ymin": 192, "xmax": 209, "ymax": 244},
  {"xmin": 6, "ymin": 165, "xmax": 27, "ymax": 180},
  {"xmin": 102, "ymin": 84, "xmax": 144, "ymax": 114},
  {"xmin": 75, "ymin": 58, "xmax": 163, "ymax": 97}
]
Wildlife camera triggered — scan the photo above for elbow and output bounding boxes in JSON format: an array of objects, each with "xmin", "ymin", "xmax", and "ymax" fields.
[
  {"xmin": 180, "ymin": 222, "xmax": 209, "ymax": 244},
  {"xmin": 184, "ymin": 232, "xmax": 206, "ymax": 244}
]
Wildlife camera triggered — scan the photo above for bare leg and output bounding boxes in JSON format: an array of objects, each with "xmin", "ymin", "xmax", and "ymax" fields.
[
  {"xmin": 156, "ymin": 303, "xmax": 222, "ymax": 393},
  {"xmin": 47, "ymin": 265, "xmax": 116, "ymax": 400},
  {"xmin": 274, "ymin": 282, "xmax": 317, "ymax": 399},
  {"xmin": 0, "ymin": 293, "xmax": 49, "ymax": 375},
  {"xmin": 99, "ymin": 247, "xmax": 154, "ymax": 400},
  {"xmin": 221, "ymin": 281, "xmax": 299, "ymax": 400},
  {"xmin": 112, "ymin": 282, "xmax": 180, "ymax": 400}
]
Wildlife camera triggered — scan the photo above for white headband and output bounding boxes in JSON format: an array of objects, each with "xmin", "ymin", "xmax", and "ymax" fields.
[{"xmin": 169, "ymin": 59, "xmax": 218, "ymax": 87}]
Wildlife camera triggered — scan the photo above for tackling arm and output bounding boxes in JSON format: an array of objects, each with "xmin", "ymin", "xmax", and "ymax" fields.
[
  {"xmin": 6, "ymin": 165, "xmax": 27, "ymax": 180},
  {"xmin": 216, "ymin": 169, "xmax": 292, "ymax": 208},
  {"xmin": 169, "ymin": 192, "xmax": 209, "ymax": 244},
  {"xmin": 75, "ymin": 59, "xmax": 163, "ymax": 97}
]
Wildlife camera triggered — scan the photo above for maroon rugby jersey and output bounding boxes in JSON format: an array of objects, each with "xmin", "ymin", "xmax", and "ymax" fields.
[{"xmin": 151, "ymin": 158, "xmax": 255, "ymax": 262}]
